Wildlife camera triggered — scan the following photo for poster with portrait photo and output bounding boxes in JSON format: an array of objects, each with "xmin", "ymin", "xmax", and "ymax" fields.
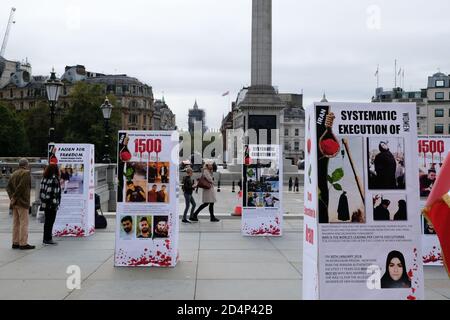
[
  {"xmin": 48, "ymin": 144, "xmax": 95, "ymax": 238},
  {"xmin": 417, "ymin": 136, "xmax": 448, "ymax": 266},
  {"xmin": 147, "ymin": 183, "xmax": 169, "ymax": 203},
  {"xmin": 136, "ymin": 216, "xmax": 153, "ymax": 239},
  {"xmin": 418, "ymin": 136, "xmax": 450, "ymax": 199},
  {"xmin": 115, "ymin": 131, "xmax": 179, "ymax": 267},
  {"xmin": 372, "ymin": 194, "xmax": 407, "ymax": 221},
  {"xmin": 59, "ymin": 164, "xmax": 84, "ymax": 195},
  {"xmin": 148, "ymin": 162, "xmax": 170, "ymax": 184},
  {"xmin": 368, "ymin": 137, "xmax": 406, "ymax": 190},
  {"xmin": 125, "ymin": 162, "xmax": 148, "ymax": 182},
  {"xmin": 125, "ymin": 180, "xmax": 147, "ymax": 203},
  {"xmin": 153, "ymin": 216, "xmax": 169, "ymax": 239},
  {"xmin": 242, "ymin": 144, "xmax": 283, "ymax": 237},
  {"xmin": 379, "ymin": 250, "xmax": 412, "ymax": 289},
  {"xmin": 303, "ymin": 102, "xmax": 424, "ymax": 300},
  {"xmin": 119, "ymin": 215, "xmax": 135, "ymax": 240}
]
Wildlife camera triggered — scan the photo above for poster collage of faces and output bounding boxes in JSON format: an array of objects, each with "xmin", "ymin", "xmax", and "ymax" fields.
[
  {"xmin": 124, "ymin": 162, "xmax": 170, "ymax": 204},
  {"xmin": 243, "ymin": 145, "xmax": 281, "ymax": 209},
  {"xmin": 121, "ymin": 161, "xmax": 170, "ymax": 240},
  {"xmin": 119, "ymin": 215, "xmax": 169, "ymax": 240}
]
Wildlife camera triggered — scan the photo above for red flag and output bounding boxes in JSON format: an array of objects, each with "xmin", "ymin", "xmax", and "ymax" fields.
[{"xmin": 423, "ymin": 153, "xmax": 450, "ymax": 277}]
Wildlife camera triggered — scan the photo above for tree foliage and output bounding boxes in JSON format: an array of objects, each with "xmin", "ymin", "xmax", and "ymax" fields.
[
  {"xmin": 0, "ymin": 104, "xmax": 29, "ymax": 156},
  {"xmin": 60, "ymin": 82, "xmax": 121, "ymax": 162}
]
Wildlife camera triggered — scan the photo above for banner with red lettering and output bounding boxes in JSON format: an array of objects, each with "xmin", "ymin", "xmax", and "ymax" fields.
[
  {"xmin": 303, "ymin": 102, "xmax": 424, "ymax": 300},
  {"xmin": 115, "ymin": 131, "xmax": 179, "ymax": 267},
  {"xmin": 418, "ymin": 135, "xmax": 450, "ymax": 266}
]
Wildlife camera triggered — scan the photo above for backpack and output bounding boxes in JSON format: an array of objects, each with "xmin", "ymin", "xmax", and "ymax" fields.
[
  {"xmin": 94, "ymin": 194, "xmax": 108, "ymax": 229},
  {"xmin": 95, "ymin": 211, "xmax": 108, "ymax": 229}
]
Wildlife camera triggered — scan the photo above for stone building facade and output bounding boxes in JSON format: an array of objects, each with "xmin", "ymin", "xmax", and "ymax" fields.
[
  {"xmin": 372, "ymin": 72, "xmax": 450, "ymax": 135},
  {"xmin": 0, "ymin": 62, "xmax": 176, "ymax": 131}
]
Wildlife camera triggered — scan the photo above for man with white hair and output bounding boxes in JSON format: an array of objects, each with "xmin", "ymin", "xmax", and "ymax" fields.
[{"xmin": 6, "ymin": 158, "xmax": 35, "ymax": 250}]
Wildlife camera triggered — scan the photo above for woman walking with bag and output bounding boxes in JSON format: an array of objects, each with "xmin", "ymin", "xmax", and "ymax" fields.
[
  {"xmin": 190, "ymin": 161, "xmax": 220, "ymax": 222},
  {"xmin": 39, "ymin": 164, "xmax": 62, "ymax": 245}
]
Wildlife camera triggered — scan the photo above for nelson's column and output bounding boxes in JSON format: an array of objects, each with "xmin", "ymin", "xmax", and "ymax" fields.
[{"xmin": 233, "ymin": 0, "xmax": 285, "ymax": 145}]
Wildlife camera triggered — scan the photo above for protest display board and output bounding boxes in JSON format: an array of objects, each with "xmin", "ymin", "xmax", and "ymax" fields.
[
  {"xmin": 418, "ymin": 135, "xmax": 450, "ymax": 266},
  {"xmin": 242, "ymin": 144, "xmax": 283, "ymax": 236},
  {"xmin": 303, "ymin": 102, "xmax": 424, "ymax": 300},
  {"xmin": 48, "ymin": 144, "xmax": 95, "ymax": 237},
  {"xmin": 115, "ymin": 131, "xmax": 179, "ymax": 267}
]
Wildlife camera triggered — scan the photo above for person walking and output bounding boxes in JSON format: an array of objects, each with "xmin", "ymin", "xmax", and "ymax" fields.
[
  {"xmin": 294, "ymin": 177, "xmax": 299, "ymax": 192},
  {"xmin": 288, "ymin": 177, "xmax": 293, "ymax": 192},
  {"xmin": 181, "ymin": 167, "xmax": 196, "ymax": 223},
  {"xmin": 39, "ymin": 164, "xmax": 62, "ymax": 245},
  {"xmin": 190, "ymin": 161, "xmax": 220, "ymax": 222},
  {"xmin": 6, "ymin": 158, "xmax": 34, "ymax": 250}
]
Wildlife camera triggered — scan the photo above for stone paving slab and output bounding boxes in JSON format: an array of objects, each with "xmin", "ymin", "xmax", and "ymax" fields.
[
  {"xmin": 0, "ymin": 212, "xmax": 448, "ymax": 300},
  {"xmin": 195, "ymin": 280, "xmax": 302, "ymax": 300},
  {"xmin": 0, "ymin": 280, "xmax": 73, "ymax": 300},
  {"xmin": 66, "ymin": 280, "xmax": 196, "ymax": 300},
  {"xmin": 198, "ymin": 249, "xmax": 287, "ymax": 263},
  {"xmin": 197, "ymin": 262, "xmax": 301, "ymax": 280}
]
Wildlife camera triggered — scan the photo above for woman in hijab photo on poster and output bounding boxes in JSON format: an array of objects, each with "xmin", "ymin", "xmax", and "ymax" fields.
[{"xmin": 380, "ymin": 250, "xmax": 411, "ymax": 289}]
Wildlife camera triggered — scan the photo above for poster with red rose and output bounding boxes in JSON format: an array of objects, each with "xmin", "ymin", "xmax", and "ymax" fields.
[
  {"xmin": 115, "ymin": 131, "xmax": 179, "ymax": 267},
  {"xmin": 48, "ymin": 144, "xmax": 95, "ymax": 237},
  {"xmin": 418, "ymin": 135, "xmax": 450, "ymax": 266},
  {"xmin": 303, "ymin": 102, "xmax": 424, "ymax": 300},
  {"xmin": 242, "ymin": 144, "xmax": 283, "ymax": 237}
]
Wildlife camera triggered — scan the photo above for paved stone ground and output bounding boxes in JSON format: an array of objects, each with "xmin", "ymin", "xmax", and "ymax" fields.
[{"xmin": 0, "ymin": 188, "xmax": 448, "ymax": 300}]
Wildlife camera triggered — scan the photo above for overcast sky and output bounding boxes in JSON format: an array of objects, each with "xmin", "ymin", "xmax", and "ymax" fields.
[{"xmin": 2, "ymin": 0, "xmax": 450, "ymax": 129}]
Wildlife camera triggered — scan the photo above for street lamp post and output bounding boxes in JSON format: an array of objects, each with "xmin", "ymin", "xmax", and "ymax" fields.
[
  {"xmin": 45, "ymin": 68, "xmax": 63, "ymax": 143},
  {"xmin": 101, "ymin": 97, "xmax": 113, "ymax": 163}
]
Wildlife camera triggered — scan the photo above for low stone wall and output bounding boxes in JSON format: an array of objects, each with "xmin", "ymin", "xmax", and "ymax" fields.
[{"xmin": 29, "ymin": 163, "xmax": 117, "ymax": 216}]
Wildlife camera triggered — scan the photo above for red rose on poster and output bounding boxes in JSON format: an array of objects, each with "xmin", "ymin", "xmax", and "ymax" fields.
[
  {"xmin": 120, "ymin": 150, "xmax": 132, "ymax": 162},
  {"xmin": 320, "ymin": 139, "xmax": 340, "ymax": 156}
]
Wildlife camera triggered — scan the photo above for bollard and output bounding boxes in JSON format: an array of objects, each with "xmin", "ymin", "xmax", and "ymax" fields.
[
  {"xmin": 232, "ymin": 181, "xmax": 235, "ymax": 193},
  {"xmin": 217, "ymin": 180, "xmax": 221, "ymax": 192}
]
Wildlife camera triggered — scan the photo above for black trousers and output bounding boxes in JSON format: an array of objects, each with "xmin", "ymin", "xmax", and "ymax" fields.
[
  {"xmin": 43, "ymin": 207, "xmax": 57, "ymax": 241},
  {"xmin": 193, "ymin": 203, "xmax": 215, "ymax": 219}
]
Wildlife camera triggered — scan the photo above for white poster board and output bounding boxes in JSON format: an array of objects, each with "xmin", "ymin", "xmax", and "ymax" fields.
[
  {"xmin": 115, "ymin": 131, "xmax": 179, "ymax": 267},
  {"xmin": 48, "ymin": 144, "xmax": 95, "ymax": 237},
  {"xmin": 418, "ymin": 135, "xmax": 450, "ymax": 266},
  {"xmin": 303, "ymin": 102, "xmax": 424, "ymax": 300},
  {"xmin": 242, "ymin": 144, "xmax": 283, "ymax": 236}
]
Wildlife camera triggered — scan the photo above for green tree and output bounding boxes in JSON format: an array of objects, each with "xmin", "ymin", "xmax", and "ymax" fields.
[
  {"xmin": 20, "ymin": 101, "xmax": 53, "ymax": 157},
  {"xmin": 61, "ymin": 82, "xmax": 121, "ymax": 162},
  {"xmin": 0, "ymin": 104, "xmax": 29, "ymax": 156}
]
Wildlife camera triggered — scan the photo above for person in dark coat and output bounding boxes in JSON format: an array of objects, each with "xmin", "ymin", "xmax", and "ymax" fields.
[
  {"xmin": 294, "ymin": 177, "xmax": 299, "ymax": 192},
  {"xmin": 373, "ymin": 142, "xmax": 397, "ymax": 189},
  {"xmin": 393, "ymin": 200, "xmax": 407, "ymax": 221},
  {"xmin": 288, "ymin": 177, "xmax": 293, "ymax": 192},
  {"xmin": 148, "ymin": 163, "xmax": 158, "ymax": 183},
  {"xmin": 374, "ymin": 199, "xmax": 391, "ymax": 221},
  {"xmin": 337, "ymin": 191, "xmax": 350, "ymax": 221}
]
